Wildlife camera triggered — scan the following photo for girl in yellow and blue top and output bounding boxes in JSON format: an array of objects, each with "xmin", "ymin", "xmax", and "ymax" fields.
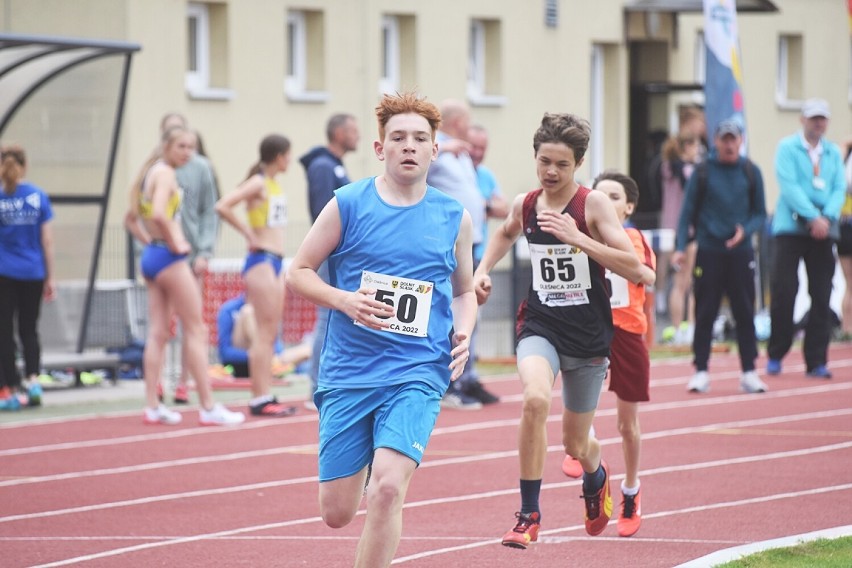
[
  {"xmin": 125, "ymin": 126, "xmax": 245, "ymax": 427},
  {"xmin": 215, "ymin": 134, "xmax": 295, "ymax": 418}
]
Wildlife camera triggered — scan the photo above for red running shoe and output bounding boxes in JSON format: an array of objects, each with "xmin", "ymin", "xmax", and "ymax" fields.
[
  {"xmin": 173, "ymin": 384, "xmax": 190, "ymax": 405},
  {"xmin": 501, "ymin": 511, "xmax": 541, "ymax": 549},
  {"xmin": 249, "ymin": 398, "xmax": 297, "ymax": 417},
  {"xmin": 617, "ymin": 489, "xmax": 642, "ymax": 537},
  {"xmin": 582, "ymin": 460, "xmax": 612, "ymax": 536},
  {"xmin": 562, "ymin": 455, "xmax": 583, "ymax": 478}
]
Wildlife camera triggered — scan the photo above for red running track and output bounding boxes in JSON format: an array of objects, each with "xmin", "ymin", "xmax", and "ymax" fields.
[{"xmin": 2, "ymin": 345, "xmax": 852, "ymax": 567}]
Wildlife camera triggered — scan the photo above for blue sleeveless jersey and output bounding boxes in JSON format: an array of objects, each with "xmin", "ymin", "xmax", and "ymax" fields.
[{"xmin": 320, "ymin": 177, "xmax": 464, "ymax": 391}]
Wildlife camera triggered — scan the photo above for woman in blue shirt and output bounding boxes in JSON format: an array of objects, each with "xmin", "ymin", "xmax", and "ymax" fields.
[{"xmin": 0, "ymin": 145, "xmax": 54, "ymax": 410}]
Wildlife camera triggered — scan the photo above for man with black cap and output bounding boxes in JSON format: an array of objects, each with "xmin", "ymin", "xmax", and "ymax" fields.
[
  {"xmin": 767, "ymin": 98, "xmax": 847, "ymax": 380},
  {"xmin": 672, "ymin": 118, "xmax": 768, "ymax": 394}
]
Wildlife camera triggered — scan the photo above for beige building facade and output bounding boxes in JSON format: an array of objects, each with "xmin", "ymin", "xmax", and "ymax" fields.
[{"xmin": 1, "ymin": 0, "xmax": 850, "ymax": 280}]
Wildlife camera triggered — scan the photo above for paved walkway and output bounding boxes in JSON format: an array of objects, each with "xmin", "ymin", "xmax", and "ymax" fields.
[{"xmin": 0, "ymin": 374, "xmax": 312, "ymax": 425}]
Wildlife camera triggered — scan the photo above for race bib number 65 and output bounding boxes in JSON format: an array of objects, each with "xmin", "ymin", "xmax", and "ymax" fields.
[
  {"xmin": 358, "ymin": 270, "xmax": 433, "ymax": 337},
  {"xmin": 529, "ymin": 243, "xmax": 592, "ymax": 292}
]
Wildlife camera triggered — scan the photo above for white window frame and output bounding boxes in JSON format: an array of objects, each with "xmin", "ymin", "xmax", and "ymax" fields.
[
  {"xmin": 467, "ymin": 20, "xmax": 485, "ymax": 100},
  {"xmin": 589, "ymin": 44, "xmax": 604, "ymax": 179},
  {"xmin": 775, "ymin": 35, "xmax": 802, "ymax": 110},
  {"xmin": 695, "ymin": 31, "xmax": 706, "ymax": 85},
  {"xmin": 379, "ymin": 15, "xmax": 400, "ymax": 95},
  {"xmin": 285, "ymin": 10, "xmax": 328, "ymax": 103},
  {"xmin": 467, "ymin": 20, "xmax": 507, "ymax": 107},
  {"xmin": 185, "ymin": 3, "xmax": 232, "ymax": 100},
  {"xmin": 186, "ymin": 3, "xmax": 209, "ymax": 94}
]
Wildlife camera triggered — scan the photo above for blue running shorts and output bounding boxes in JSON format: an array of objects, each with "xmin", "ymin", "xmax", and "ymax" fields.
[
  {"xmin": 315, "ymin": 381, "xmax": 442, "ymax": 482},
  {"xmin": 141, "ymin": 241, "xmax": 187, "ymax": 280},
  {"xmin": 243, "ymin": 250, "xmax": 283, "ymax": 276}
]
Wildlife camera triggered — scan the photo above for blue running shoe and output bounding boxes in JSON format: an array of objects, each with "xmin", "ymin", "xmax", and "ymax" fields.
[
  {"xmin": 806, "ymin": 365, "xmax": 832, "ymax": 379},
  {"xmin": 0, "ymin": 394, "xmax": 21, "ymax": 411},
  {"xmin": 766, "ymin": 359, "xmax": 782, "ymax": 376},
  {"xmin": 26, "ymin": 382, "xmax": 42, "ymax": 407}
]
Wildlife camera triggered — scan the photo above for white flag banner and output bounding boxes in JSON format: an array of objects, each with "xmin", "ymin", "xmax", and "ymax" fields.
[{"xmin": 703, "ymin": 0, "xmax": 747, "ymax": 151}]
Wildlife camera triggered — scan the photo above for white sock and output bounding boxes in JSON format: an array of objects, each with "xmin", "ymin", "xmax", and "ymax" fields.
[
  {"xmin": 250, "ymin": 394, "xmax": 273, "ymax": 407},
  {"xmin": 621, "ymin": 481, "xmax": 640, "ymax": 496}
]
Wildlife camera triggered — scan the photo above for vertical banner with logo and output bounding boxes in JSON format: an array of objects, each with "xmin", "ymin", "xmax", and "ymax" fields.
[{"xmin": 703, "ymin": 0, "xmax": 747, "ymax": 150}]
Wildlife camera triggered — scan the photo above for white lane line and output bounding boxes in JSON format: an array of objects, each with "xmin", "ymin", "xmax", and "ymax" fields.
[
  {"xmin": 435, "ymin": 382, "xmax": 852, "ymax": 433},
  {"xmin": 0, "ymin": 414, "xmax": 319, "ymax": 457},
  {"xmin": 390, "ymin": 486, "xmax": 852, "ymax": 563},
  {"xmin": 3, "ymin": 429, "xmax": 851, "ymax": 526},
  {"xmin": 2, "ymin": 403, "xmax": 851, "ymax": 490},
  {"xmin": 2, "ymin": 354, "xmax": 848, "ymax": 433},
  {"xmin": 3, "ymin": 380, "xmax": 850, "ymax": 458},
  {"xmin": 2, "ymin": 405, "xmax": 850, "ymax": 496},
  {"xmin": 0, "ymin": 444, "xmax": 318, "ymax": 488},
  {"xmin": 0, "ymin": 475, "xmax": 318, "ymax": 524},
  {"xmin": 22, "ymin": 478, "xmax": 852, "ymax": 567}
]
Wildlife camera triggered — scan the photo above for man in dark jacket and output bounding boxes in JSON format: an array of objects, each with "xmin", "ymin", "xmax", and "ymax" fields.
[
  {"xmin": 672, "ymin": 119, "xmax": 768, "ymax": 395},
  {"xmin": 299, "ymin": 113, "xmax": 359, "ymax": 408},
  {"xmin": 301, "ymin": 114, "xmax": 359, "ymax": 222}
]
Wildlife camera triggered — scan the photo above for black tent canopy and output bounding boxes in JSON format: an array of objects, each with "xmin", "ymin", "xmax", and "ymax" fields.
[{"xmin": 0, "ymin": 33, "xmax": 140, "ymax": 353}]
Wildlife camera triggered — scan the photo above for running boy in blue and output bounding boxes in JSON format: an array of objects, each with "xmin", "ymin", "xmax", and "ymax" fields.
[{"xmin": 286, "ymin": 91, "xmax": 477, "ymax": 568}]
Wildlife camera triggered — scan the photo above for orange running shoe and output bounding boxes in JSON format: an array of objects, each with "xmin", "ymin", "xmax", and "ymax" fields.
[
  {"xmin": 617, "ymin": 489, "xmax": 642, "ymax": 537},
  {"xmin": 562, "ymin": 455, "xmax": 583, "ymax": 478},
  {"xmin": 582, "ymin": 460, "xmax": 612, "ymax": 536},
  {"xmin": 501, "ymin": 511, "xmax": 541, "ymax": 549}
]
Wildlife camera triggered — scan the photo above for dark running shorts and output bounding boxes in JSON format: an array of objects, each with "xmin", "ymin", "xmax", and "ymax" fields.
[
  {"xmin": 608, "ymin": 327, "xmax": 650, "ymax": 402},
  {"xmin": 836, "ymin": 222, "xmax": 852, "ymax": 257}
]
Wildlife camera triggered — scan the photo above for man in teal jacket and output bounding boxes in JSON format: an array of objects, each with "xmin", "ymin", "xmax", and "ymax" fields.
[{"xmin": 767, "ymin": 98, "xmax": 846, "ymax": 379}]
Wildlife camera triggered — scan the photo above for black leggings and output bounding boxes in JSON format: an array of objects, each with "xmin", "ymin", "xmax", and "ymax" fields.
[{"xmin": 0, "ymin": 276, "xmax": 45, "ymax": 388}]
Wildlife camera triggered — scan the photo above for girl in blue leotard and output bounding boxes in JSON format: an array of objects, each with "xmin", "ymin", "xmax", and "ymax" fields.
[
  {"xmin": 215, "ymin": 134, "xmax": 295, "ymax": 418},
  {"xmin": 125, "ymin": 126, "xmax": 244, "ymax": 427}
]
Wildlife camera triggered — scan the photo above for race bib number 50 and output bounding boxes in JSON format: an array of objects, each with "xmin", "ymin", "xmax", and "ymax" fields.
[{"xmin": 358, "ymin": 270, "xmax": 433, "ymax": 337}]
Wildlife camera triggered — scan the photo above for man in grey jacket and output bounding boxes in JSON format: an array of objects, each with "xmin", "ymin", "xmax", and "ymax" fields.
[{"xmin": 427, "ymin": 99, "xmax": 498, "ymax": 409}]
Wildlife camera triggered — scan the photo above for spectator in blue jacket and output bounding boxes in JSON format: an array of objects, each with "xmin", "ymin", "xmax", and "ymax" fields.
[
  {"xmin": 767, "ymin": 98, "xmax": 846, "ymax": 379},
  {"xmin": 673, "ymin": 119, "xmax": 767, "ymax": 394}
]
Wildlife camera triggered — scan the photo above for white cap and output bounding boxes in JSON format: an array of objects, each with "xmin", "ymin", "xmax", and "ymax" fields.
[{"xmin": 801, "ymin": 98, "xmax": 830, "ymax": 119}]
